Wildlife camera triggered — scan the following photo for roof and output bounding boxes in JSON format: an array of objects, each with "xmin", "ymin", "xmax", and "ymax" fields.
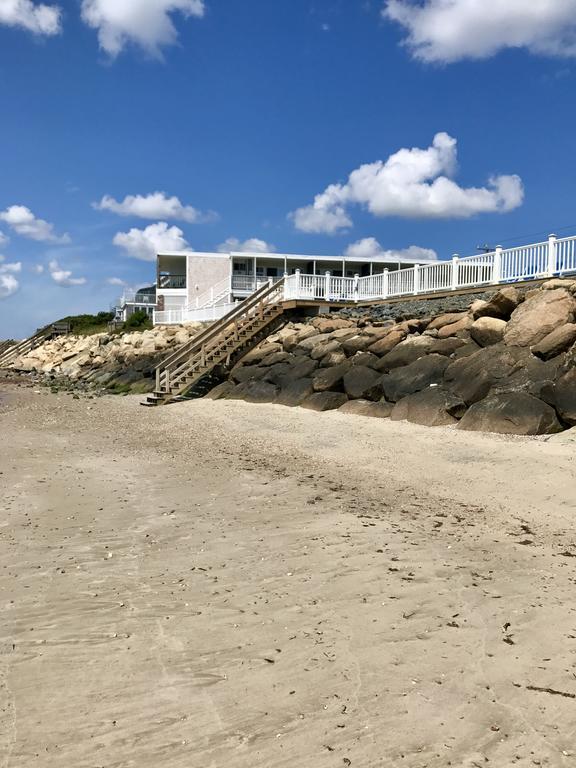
[{"xmin": 158, "ymin": 250, "xmax": 439, "ymax": 265}]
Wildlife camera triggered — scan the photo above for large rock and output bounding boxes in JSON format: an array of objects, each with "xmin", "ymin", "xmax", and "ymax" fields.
[
  {"xmin": 229, "ymin": 380, "xmax": 279, "ymax": 403},
  {"xmin": 391, "ymin": 387, "xmax": 466, "ymax": 427},
  {"xmin": 457, "ymin": 392, "xmax": 563, "ymax": 435},
  {"xmin": 342, "ymin": 365, "xmax": 381, "ymax": 400},
  {"xmin": 231, "ymin": 365, "xmax": 267, "ymax": 384},
  {"xmin": 428, "ymin": 312, "xmax": 468, "ymax": 330},
  {"xmin": 367, "ymin": 329, "xmax": 406, "ymax": 356},
  {"xmin": 312, "ymin": 362, "xmax": 351, "ymax": 392},
  {"xmin": 205, "ymin": 381, "xmax": 236, "ymax": 400},
  {"xmin": 504, "ymin": 289, "xmax": 576, "ymax": 347},
  {"xmin": 375, "ymin": 336, "xmax": 436, "ymax": 372},
  {"xmin": 301, "ymin": 391, "xmax": 349, "ymax": 411},
  {"xmin": 309, "ymin": 339, "xmax": 342, "ymax": 360},
  {"xmin": 553, "ymin": 369, "xmax": 576, "ymax": 425},
  {"xmin": 260, "ymin": 351, "xmax": 295, "ymax": 367},
  {"xmin": 531, "ymin": 324, "xmax": 576, "ymax": 360},
  {"xmin": 437, "ymin": 316, "xmax": 473, "ymax": 339},
  {"xmin": 380, "ymin": 354, "xmax": 450, "ymax": 402},
  {"xmin": 311, "ymin": 316, "xmax": 352, "ymax": 333},
  {"xmin": 350, "ymin": 351, "xmax": 380, "ymax": 369},
  {"xmin": 274, "ymin": 378, "xmax": 315, "ymax": 407},
  {"xmin": 428, "ymin": 338, "xmax": 468, "ymax": 357},
  {"xmin": 338, "ymin": 399, "xmax": 393, "ymax": 418},
  {"xmin": 295, "ymin": 333, "xmax": 328, "ymax": 352},
  {"xmin": 341, "ymin": 335, "xmax": 374, "ymax": 355},
  {"xmin": 444, "ymin": 344, "xmax": 529, "ymax": 404},
  {"xmin": 470, "ymin": 317, "xmax": 507, "ymax": 347},
  {"xmin": 320, "ymin": 350, "xmax": 348, "ymax": 368},
  {"xmin": 240, "ymin": 342, "xmax": 282, "ymax": 365},
  {"xmin": 279, "ymin": 357, "xmax": 319, "ymax": 383},
  {"xmin": 473, "ymin": 287, "xmax": 522, "ymax": 319}
]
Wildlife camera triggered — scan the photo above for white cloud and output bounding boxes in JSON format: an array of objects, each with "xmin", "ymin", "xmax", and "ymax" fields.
[
  {"xmin": 383, "ymin": 0, "xmax": 576, "ymax": 63},
  {"xmin": 107, "ymin": 276, "xmax": 126, "ymax": 286},
  {"xmin": 113, "ymin": 221, "xmax": 189, "ymax": 261},
  {"xmin": 0, "ymin": 231, "xmax": 9, "ymax": 247},
  {"xmin": 345, "ymin": 238, "xmax": 437, "ymax": 262},
  {"xmin": 217, "ymin": 237, "xmax": 276, "ymax": 254},
  {"xmin": 32, "ymin": 264, "xmax": 45, "ymax": 274},
  {"xmin": 94, "ymin": 191, "xmax": 214, "ymax": 223},
  {"xmin": 290, "ymin": 133, "xmax": 523, "ymax": 233},
  {"xmin": 48, "ymin": 259, "xmax": 87, "ymax": 286},
  {"xmin": 0, "ymin": 0, "xmax": 61, "ymax": 36},
  {"xmin": 0, "ymin": 257, "xmax": 22, "ymax": 299},
  {"xmin": 0, "ymin": 205, "xmax": 70, "ymax": 243},
  {"xmin": 81, "ymin": 0, "xmax": 205, "ymax": 57}
]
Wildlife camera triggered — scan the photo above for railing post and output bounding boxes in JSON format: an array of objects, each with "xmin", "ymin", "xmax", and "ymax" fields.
[
  {"xmin": 493, "ymin": 246, "xmax": 502, "ymax": 284},
  {"xmin": 295, "ymin": 269, "xmax": 301, "ymax": 299},
  {"xmin": 413, "ymin": 264, "xmax": 420, "ymax": 295},
  {"xmin": 451, "ymin": 255, "xmax": 459, "ymax": 290},
  {"xmin": 382, "ymin": 269, "xmax": 389, "ymax": 299},
  {"xmin": 282, "ymin": 271, "xmax": 289, "ymax": 300},
  {"xmin": 324, "ymin": 271, "xmax": 331, "ymax": 302},
  {"xmin": 353, "ymin": 273, "xmax": 359, "ymax": 303},
  {"xmin": 548, "ymin": 233, "xmax": 557, "ymax": 277}
]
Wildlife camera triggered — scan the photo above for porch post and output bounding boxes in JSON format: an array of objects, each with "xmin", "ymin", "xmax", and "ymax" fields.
[
  {"xmin": 324, "ymin": 270, "xmax": 331, "ymax": 302},
  {"xmin": 382, "ymin": 269, "xmax": 389, "ymax": 299},
  {"xmin": 295, "ymin": 268, "xmax": 301, "ymax": 298},
  {"xmin": 353, "ymin": 273, "xmax": 359, "ymax": 303},
  {"xmin": 548, "ymin": 233, "xmax": 557, "ymax": 277},
  {"xmin": 493, "ymin": 246, "xmax": 502, "ymax": 284},
  {"xmin": 413, "ymin": 264, "xmax": 420, "ymax": 295},
  {"xmin": 451, "ymin": 255, "xmax": 459, "ymax": 290},
  {"xmin": 254, "ymin": 256, "xmax": 257, "ymax": 291}
]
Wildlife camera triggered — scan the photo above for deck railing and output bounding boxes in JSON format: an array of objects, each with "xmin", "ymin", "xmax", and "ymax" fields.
[{"xmin": 283, "ymin": 233, "xmax": 576, "ymax": 304}]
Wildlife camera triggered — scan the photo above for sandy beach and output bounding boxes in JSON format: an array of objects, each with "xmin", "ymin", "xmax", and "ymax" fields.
[{"xmin": 1, "ymin": 382, "xmax": 576, "ymax": 768}]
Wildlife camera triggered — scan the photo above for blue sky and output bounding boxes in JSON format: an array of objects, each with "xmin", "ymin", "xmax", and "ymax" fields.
[{"xmin": 2, "ymin": 0, "xmax": 576, "ymax": 337}]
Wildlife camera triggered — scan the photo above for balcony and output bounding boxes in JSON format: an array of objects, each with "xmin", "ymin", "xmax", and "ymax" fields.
[
  {"xmin": 158, "ymin": 274, "xmax": 186, "ymax": 289},
  {"xmin": 231, "ymin": 275, "xmax": 281, "ymax": 293}
]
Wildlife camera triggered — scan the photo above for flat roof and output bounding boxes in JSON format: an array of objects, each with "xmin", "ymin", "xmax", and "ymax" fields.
[{"xmin": 158, "ymin": 250, "xmax": 438, "ymax": 265}]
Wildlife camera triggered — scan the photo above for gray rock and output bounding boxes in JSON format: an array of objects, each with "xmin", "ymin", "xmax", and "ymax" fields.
[
  {"xmin": 391, "ymin": 387, "xmax": 466, "ymax": 426},
  {"xmin": 301, "ymin": 391, "xmax": 349, "ymax": 411},
  {"xmin": 457, "ymin": 392, "xmax": 563, "ymax": 435},
  {"xmin": 553, "ymin": 369, "xmax": 576, "ymax": 425},
  {"xmin": 342, "ymin": 365, "xmax": 382, "ymax": 400},
  {"xmin": 375, "ymin": 336, "xmax": 436, "ymax": 372},
  {"xmin": 312, "ymin": 362, "xmax": 351, "ymax": 392},
  {"xmin": 229, "ymin": 380, "xmax": 280, "ymax": 403},
  {"xmin": 338, "ymin": 399, "xmax": 393, "ymax": 418},
  {"xmin": 205, "ymin": 381, "xmax": 236, "ymax": 399},
  {"xmin": 280, "ymin": 357, "xmax": 319, "ymax": 383},
  {"xmin": 380, "ymin": 354, "xmax": 450, "ymax": 402},
  {"xmin": 274, "ymin": 378, "xmax": 315, "ymax": 407},
  {"xmin": 531, "ymin": 323, "xmax": 576, "ymax": 360},
  {"xmin": 367, "ymin": 329, "xmax": 406, "ymax": 357}
]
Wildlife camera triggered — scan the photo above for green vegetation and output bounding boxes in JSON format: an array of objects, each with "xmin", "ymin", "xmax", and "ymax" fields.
[
  {"xmin": 59, "ymin": 312, "xmax": 115, "ymax": 335},
  {"xmin": 123, "ymin": 310, "xmax": 153, "ymax": 330}
]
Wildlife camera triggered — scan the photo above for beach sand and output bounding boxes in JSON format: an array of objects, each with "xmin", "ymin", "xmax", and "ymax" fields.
[{"xmin": 1, "ymin": 383, "xmax": 576, "ymax": 767}]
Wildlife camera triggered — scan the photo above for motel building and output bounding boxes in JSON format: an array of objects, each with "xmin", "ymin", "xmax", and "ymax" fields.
[{"xmin": 154, "ymin": 248, "xmax": 438, "ymax": 325}]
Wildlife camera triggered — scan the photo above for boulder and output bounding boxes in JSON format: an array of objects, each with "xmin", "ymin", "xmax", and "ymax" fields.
[
  {"xmin": 428, "ymin": 312, "xmax": 468, "ymax": 331},
  {"xmin": 231, "ymin": 365, "xmax": 267, "ymax": 384},
  {"xmin": 350, "ymin": 351, "xmax": 380, "ymax": 369},
  {"xmin": 470, "ymin": 317, "xmax": 507, "ymax": 347},
  {"xmin": 504, "ymin": 289, "xmax": 576, "ymax": 347},
  {"xmin": 444, "ymin": 344, "xmax": 527, "ymax": 404},
  {"xmin": 274, "ymin": 378, "xmax": 315, "ymax": 407},
  {"xmin": 428, "ymin": 338, "xmax": 468, "ymax": 357},
  {"xmin": 342, "ymin": 365, "xmax": 382, "ymax": 400},
  {"xmin": 531, "ymin": 324, "xmax": 576, "ymax": 360},
  {"xmin": 375, "ymin": 336, "xmax": 436, "ymax": 372},
  {"xmin": 341, "ymin": 335, "xmax": 374, "ymax": 355},
  {"xmin": 301, "ymin": 391, "xmax": 349, "ymax": 412},
  {"xmin": 391, "ymin": 387, "xmax": 467, "ymax": 427},
  {"xmin": 553, "ymin": 369, "xmax": 576, "ymax": 425},
  {"xmin": 473, "ymin": 287, "xmax": 522, "ymax": 319},
  {"xmin": 280, "ymin": 357, "xmax": 319, "ymax": 383},
  {"xmin": 398, "ymin": 318, "xmax": 431, "ymax": 334},
  {"xmin": 367, "ymin": 329, "xmax": 406, "ymax": 356},
  {"xmin": 437, "ymin": 316, "xmax": 473, "ymax": 339},
  {"xmin": 296, "ymin": 333, "xmax": 328, "ymax": 352},
  {"xmin": 541, "ymin": 279, "xmax": 576, "ymax": 291},
  {"xmin": 260, "ymin": 351, "xmax": 295, "ymax": 367},
  {"xmin": 312, "ymin": 362, "xmax": 351, "ymax": 392},
  {"xmin": 380, "ymin": 354, "xmax": 450, "ymax": 402},
  {"xmin": 457, "ymin": 392, "xmax": 563, "ymax": 435},
  {"xmin": 328, "ymin": 327, "xmax": 361, "ymax": 341},
  {"xmin": 310, "ymin": 339, "xmax": 342, "ymax": 360},
  {"xmin": 205, "ymin": 381, "xmax": 236, "ymax": 400},
  {"xmin": 241, "ymin": 342, "xmax": 282, "ymax": 365},
  {"xmin": 229, "ymin": 380, "xmax": 279, "ymax": 403},
  {"xmin": 311, "ymin": 316, "xmax": 352, "ymax": 333},
  {"xmin": 338, "ymin": 399, "xmax": 393, "ymax": 418},
  {"xmin": 320, "ymin": 349, "xmax": 348, "ymax": 368}
]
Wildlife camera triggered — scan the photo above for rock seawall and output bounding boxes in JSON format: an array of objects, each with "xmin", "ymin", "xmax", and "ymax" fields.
[{"xmin": 210, "ymin": 279, "xmax": 576, "ymax": 435}]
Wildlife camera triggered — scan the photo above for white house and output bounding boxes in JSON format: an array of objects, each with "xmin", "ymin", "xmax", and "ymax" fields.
[{"xmin": 154, "ymin": 248, "xmax": 439, "ymax": 324}]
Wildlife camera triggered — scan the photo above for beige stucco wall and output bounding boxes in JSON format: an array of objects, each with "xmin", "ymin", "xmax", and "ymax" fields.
[{"xmin": 187, "ymin": 254, "xmax": 231, "ymax": 300}]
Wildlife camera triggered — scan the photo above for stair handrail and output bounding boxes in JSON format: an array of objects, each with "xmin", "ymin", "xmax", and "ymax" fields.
[
  {"xmin": 0, "ymin": 324, "xmax": 55, "ymax": 367},
  {"xmin": 187, "ymin": 277, "xmax": 232, "ymax": 311},
  {"xmin": 157, "ymin": 277, "xmax": 285, "ymax": 375}
]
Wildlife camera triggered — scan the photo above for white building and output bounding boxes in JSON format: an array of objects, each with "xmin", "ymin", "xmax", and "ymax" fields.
[{"xmin": 154, "ymin": 249, "xmax": 438, "ymax": 324}]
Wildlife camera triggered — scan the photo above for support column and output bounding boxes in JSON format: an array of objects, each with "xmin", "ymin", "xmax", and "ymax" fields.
[
  {"xmin": 413, "ymin": 264, "xmax": 420, "ymax": 295},
  {"xmin": 382, "ymin": 269, "xmax": 389, "ymax": 299},
  {"xmin": 493, "ymin": 246, "xmax": 502, "ymax": 284},
  {"xmin": 254, "ymin": 256, "xmax": 257, "ymax": 291},
  {"xmin": 548, "ymin": 233, "xmax": 557, "ymax": 277},
  {"xmin": 451, "ymin": 255, "xmax": 459, "ymax": 291},
  {"xmin": 324, "ymin": 271, "xmax": 331, "ymax": 302}
]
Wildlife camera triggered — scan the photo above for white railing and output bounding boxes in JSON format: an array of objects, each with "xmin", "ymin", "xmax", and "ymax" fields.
[
  {"xmin": 154, "ymin": 303, "xmax": 237, "ymax": 325},
  {"xmin": 188, "ymin": 277, "xmax": 231, "ymax": 312},
  {"xmin": 283, "ymin": 233, "xmax": 576, "ymax": 304},
  {"xmin": 119, "ymin": 292, "xmax": 157, "ymax": 306},
  {"xmin": 231, "ymin": 275, "xmax": 277, "ymax": 293}
]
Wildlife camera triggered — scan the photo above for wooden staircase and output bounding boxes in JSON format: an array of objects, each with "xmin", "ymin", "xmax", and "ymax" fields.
[
  {"xmin": 0, "ymin": 322, "xmax": 70, "ymax": 369},
  {"xmin": 144, "ymin": 278, "xmax": 287, "ymax": 406}
]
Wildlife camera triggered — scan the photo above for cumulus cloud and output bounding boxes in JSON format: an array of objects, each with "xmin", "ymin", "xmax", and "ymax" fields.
[
  {"xmin": 81, "ymin": 0, "xmax": 205, "ymax": 57},
  {"xmin": 383, "ymin": 0, "xmax": 576, "ymax": 63},
  {"xmin": 290, "ymin": 133, "xmax": 524, "ymax": 234},
  {"xmin": 48, "ymin": 259, "xmax": 87, "ymax": 286},
  {"xmin": 0, "ymin": 256, "xmax": 22, "ymax": 299},
  {"xmin": 217, "ymin": 237, "xmax": 276, "ymax": 254},
  {"xmin": 94, "ymin": 191, "xmax": 214, "ymax": 223},
  {"xmin": 113, "ymin": 221, "xmax": 189, "ymax": 261},
  {"xmin": 0, "ymin": 231, "xmax": 9, "ymax": 247},
  {"xmin": 32, "ymin": 264, "xmax": 45, "ymax": 274},
  {"xmin": 345, "ymin": 238, "xmax": 437, "ymax": 262},
  {"xmin": 0, "ymin": 205, "xmax": 70, "ymax": 243},
  {"xmin": 107, "ymin": 276, "xmax": 126, "ymax": 286},
  {"xmin": 0, "ymin": 0, "xmax": 61, "ymax": 36}
]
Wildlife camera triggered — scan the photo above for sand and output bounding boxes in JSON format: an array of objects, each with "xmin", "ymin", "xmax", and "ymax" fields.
[{"xmin": 1, "ymin": 382, "xmax": 576, "ymax": 767}]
